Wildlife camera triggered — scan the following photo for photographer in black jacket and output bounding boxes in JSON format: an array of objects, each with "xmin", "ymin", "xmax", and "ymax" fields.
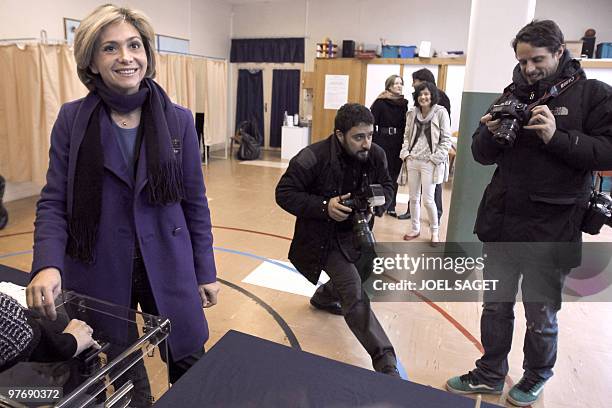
[
  {"xmin": 446, "ymin": 20, "xmax": 612, "ymax": 406},
  {"xmin": 275, "ymin": 103, "xmax": 399, "ymax": 376}
]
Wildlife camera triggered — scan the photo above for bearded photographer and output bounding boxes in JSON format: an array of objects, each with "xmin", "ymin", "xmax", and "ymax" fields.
[
  {"xmin": 275, "ymin": 103, "xmax": 399, "ymax": 376},
  {"xmin": 446, "ymin": 20, "xmax": 612, "ymax": 406}
]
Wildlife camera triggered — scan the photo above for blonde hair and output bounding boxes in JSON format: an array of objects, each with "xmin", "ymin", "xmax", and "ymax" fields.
[
  {"xmin": 385, "ymin": 75, "xmax": 403, "ymax": 91},
  {"xmin": 74, "ymin": 4, "xmax": 156, "ymax": 89}
]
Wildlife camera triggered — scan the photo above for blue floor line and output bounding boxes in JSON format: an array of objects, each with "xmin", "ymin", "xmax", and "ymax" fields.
[
  {"xmin": 213, "ymin": 246, "xmax": 331, "ymax": 286},
  {"xmin": 212, "ymin": 246, "xmax": 299, "ymax": 273},
  {"xmin": 398, "ymin": 362, "xmax": 408, "ymax": 380},
  {"xmin": 0, "ymin": 246, "xmax": 300, "ymax": 274},
  {"xmin": 0, "ymin": 249, "xmax": 33, "ymax": 259}
]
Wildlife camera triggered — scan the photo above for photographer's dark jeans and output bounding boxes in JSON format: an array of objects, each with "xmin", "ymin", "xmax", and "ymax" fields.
[
  {"xmin": 473, "ymin": 243, "xmax": 569, "ymax": 386},
  {"xmin": 312, "ymin": 242, "xmax": 396, "ymax": 371},
  {"xmin": 114, "ymin": 252, "xmax": 204, "ymax": 406}
]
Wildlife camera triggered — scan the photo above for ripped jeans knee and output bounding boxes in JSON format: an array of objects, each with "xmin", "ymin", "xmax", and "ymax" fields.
[{"xmin": 525, "ymin": 303, "xmax": 558, "ymax": 336}]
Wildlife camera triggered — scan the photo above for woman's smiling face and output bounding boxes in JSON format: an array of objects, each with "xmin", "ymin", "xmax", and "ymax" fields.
[{"xmin": 90, "ymin": 21, "xmax": 147, "ymax": 95}]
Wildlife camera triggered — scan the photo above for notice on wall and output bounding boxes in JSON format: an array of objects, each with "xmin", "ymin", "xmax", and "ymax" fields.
[{"xmin": 324, "ymin": 75, "xmax": 349, "ymax": 110}]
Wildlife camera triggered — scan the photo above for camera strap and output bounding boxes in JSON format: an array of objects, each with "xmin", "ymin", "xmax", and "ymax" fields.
[{"xmin": 523, "ymin": 72, "xmax": 583, "ymax": 110}]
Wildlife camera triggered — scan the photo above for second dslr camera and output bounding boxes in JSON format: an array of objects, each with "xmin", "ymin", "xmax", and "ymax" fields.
[{"xmin": 340, "ymin": 184, "xmax": 385, "ymax": 250}]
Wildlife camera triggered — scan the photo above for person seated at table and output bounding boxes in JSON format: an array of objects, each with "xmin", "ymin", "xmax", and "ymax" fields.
[{"xmin": 0, "ymin": 292, "xmax": 97, "ymax": 371}]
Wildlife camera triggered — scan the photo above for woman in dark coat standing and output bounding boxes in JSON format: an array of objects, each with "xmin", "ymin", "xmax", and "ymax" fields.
[
  {"xmin": 25, "ymin": 4, "xmax": 219, "ymax": 398},
  {"xmin": 370, "ymin": 75, "xmax": 408, "ymax": 216}
]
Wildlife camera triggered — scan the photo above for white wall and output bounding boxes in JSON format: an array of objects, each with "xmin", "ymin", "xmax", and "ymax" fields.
[
  {"xmin": 231, "ymin": 0, "xmax": 472, "ymax": 71},
  {"xmin": 190, "ymin": 0, "xmax": 233, "ymax": 58},
  {"xmin": 535, "ymin": 0, "xmax": 612, "ymax": 44},
  {"xmin": 3, "ymin": 0, "xmax": 608, "ymax": 60},
  {"xmin": 0, "ymin": 0, "xmax": 232, "ymax": 58}
]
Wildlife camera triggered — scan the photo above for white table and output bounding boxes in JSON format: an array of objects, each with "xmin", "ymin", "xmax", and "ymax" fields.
[{"xmin": 281, "ymin": 126, "xmax": 310, "ymax": 160}]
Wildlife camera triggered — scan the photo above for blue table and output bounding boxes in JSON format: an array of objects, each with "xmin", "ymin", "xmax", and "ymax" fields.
[
  {"xmin": 0, "ymin": 264, "xmax": 499, "ymax": 408},
  {"xmin": 155, "ymin": 329, "xmax": 499, "ymax": 408}
]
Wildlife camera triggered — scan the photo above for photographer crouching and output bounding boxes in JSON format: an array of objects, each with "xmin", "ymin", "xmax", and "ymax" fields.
[
  {"xmin": 275, "ymin": 103, "xmax": 400, "ymax": 377},
  {"xmin": 446, "ymin": 20, "xmax": 612, "ymax": 406}
]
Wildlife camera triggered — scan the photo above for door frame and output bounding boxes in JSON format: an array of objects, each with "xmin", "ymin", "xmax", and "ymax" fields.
[{"xmin": 231, "ymin": 62, "xmax": 304, "ymax": 150}]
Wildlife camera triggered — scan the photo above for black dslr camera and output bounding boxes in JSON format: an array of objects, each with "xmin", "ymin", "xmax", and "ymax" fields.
[
  {"xmin": 489, "ymin": 98, "xmax": 531, "ymax": 147},
  {"xmin": 340, "ymin": 183, "xmax": 385, "ymax": 249},
  {"xmin": 581, "ymin": 191, "xmax": 612, "ymax": 235}
]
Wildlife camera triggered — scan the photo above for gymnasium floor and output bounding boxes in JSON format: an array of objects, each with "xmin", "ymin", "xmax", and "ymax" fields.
[{"xmin": 1, "ymin": 150, "xmax": 611, "ymax": 407}]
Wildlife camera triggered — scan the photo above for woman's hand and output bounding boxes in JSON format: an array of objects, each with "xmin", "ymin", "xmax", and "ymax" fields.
[
  {"xmin": 62, "ymin": 319, "xmax": 99, "ymax": 357},
  {"xmin": 26, "ymin": 268, "xmax": 62, "ymax": 320},
  {"xmin": 199, "ymin": 281, "xmax": 221, "ymax": 308}
]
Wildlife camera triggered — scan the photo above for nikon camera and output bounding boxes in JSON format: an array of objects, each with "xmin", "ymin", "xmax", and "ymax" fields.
[
  {"xmin": 489, "ymin": 98, "xmax": 532, "ymax": 147},
  {"xmin": 340, "ymin": 184, "xmax": 385, "ymax": 250}
]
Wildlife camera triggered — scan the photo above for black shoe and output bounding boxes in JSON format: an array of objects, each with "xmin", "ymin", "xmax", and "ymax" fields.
[
  {"xmin": 386, "ymin": 210, "xmax": 398, "ymax": 217},
  {"xmin": 397, "ymin": 212, "xmax": 411, "ymax": 220},
  {"xmin": 380, "ymin": 365, "xmax": 401, "ymax": 378},
  {"xmin": 309, "ymin": 297, "xmax": 342, "ymax": 315}
]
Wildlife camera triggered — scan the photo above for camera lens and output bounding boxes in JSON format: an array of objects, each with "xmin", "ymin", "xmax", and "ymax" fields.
[
  {"xmin": 352, "ymin": 212, "xmax": 375, "ymax": 249},
  {"xmin": 494, "ymin": 118, "xmax": 521, "ymax": 146}
]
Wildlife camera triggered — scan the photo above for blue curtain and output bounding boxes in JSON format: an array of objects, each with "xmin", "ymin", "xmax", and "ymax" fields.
[
  {"xmin": 270, "ymin": 70, "xmax": 300, "ymax": 148},
  {"xmin": 231, "ymin": 38, "xmax": 304, "ymax": 63},
  {"xmin": 236, "ymin": 70, "xmax": 264, "ymax": 144}
]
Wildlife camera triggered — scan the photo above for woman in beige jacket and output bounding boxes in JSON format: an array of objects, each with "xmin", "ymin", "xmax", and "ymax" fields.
[{"xmin": 399, "ymin": 81, "xmax": 451, "ymax": 245}]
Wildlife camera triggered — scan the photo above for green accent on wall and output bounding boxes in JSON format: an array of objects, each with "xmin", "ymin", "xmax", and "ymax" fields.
[{"xmin": 446, "ymin": 91, "xmax": 500, "ymax": 243}]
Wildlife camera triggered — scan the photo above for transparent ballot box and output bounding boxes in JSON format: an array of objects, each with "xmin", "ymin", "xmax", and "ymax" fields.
[{"xmin": 0, "ymin": 291, "xmax": 170, "ymax": 407}]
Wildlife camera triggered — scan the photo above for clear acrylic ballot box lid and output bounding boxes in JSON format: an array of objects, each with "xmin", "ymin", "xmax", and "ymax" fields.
[{"xmin": 0, "ymin": 290, "xmax": 170, "ymax": 407}]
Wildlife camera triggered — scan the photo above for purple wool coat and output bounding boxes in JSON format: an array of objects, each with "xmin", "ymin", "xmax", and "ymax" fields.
[{"xmin": 31, "ymin": 93, "xmax": 217, "ymax": 360}]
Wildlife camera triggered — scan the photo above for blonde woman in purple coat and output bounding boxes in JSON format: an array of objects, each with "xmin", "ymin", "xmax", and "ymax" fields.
[{"xmin": 26, "ymin": 5, "xmax": 219, "ymax": 400}]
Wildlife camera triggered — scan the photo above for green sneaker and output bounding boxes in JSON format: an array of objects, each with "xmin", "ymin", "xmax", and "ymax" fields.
[
  {"xmin": 446, "ymin": 371, "xmax": 503, "ymax": 395},
  {"xmin": 507, "ymin": 376, "xmax": 546, "ymax": 406}
]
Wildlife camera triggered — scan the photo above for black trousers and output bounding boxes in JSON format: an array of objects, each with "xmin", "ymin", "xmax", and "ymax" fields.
[
  {"xmin": 114, "ymin": 254, "xmax": 204, "ymax": 406},
  {"xmin": 388, "ymin": 179, "xmax": 399, "ymax": 212},
  {"xmin": 405, "ymin": 183, "xmax": 443, "ymax": 220},
  {"xmin": 311, "ymin": 242, "xmax": 396, "ymax": 371}
]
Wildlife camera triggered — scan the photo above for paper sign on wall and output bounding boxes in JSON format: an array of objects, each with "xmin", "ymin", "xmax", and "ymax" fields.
[{"xmin": 324, "ymin": 75, "xmax": 349, "ymax": 110}]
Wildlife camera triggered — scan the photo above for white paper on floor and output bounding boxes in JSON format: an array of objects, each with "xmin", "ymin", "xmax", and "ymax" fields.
[{"xmin": 242, "ymin": 260, "xmax": 329, "ymax": 297}]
